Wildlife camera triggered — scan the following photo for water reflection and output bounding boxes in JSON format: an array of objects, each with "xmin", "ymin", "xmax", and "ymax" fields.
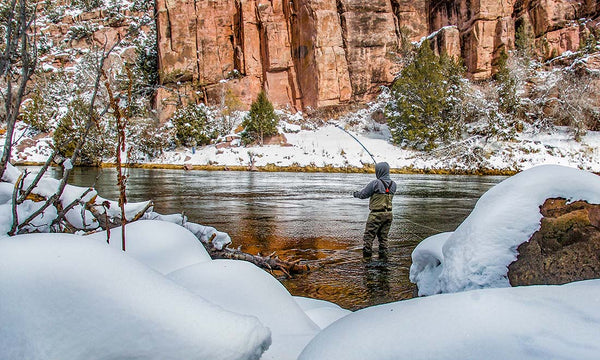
[{"xmin": 37, "ymin": 166, "xmax": 505, "ymax": 310}]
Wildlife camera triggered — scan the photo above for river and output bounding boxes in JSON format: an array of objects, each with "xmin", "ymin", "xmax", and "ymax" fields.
[{"xmin": 49, "ymin": 167, "xmax": 505, "ymax": 310}]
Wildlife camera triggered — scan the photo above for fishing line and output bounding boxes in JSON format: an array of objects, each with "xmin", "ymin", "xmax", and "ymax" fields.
[
  {"xmin": 403, "ymin": 218, "xmax": 445, "ymax": 233},
  {"xmin": 329, "ymin": 122, "xmax": 377, "ymax": 165}
]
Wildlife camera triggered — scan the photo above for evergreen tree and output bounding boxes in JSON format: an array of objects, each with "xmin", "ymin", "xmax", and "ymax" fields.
[
  {"xmin": 385, "ymin": 40, "xmax": 465, "ymax": 150},
  {"xmin": 170, "ymin": 103, "xmax": 215, "ymax": 147},
  {"xmin": 494, "ymin": 50, "xmax": 519, "ymax": 116},
  {"xmin": 514, "ymin": 21, "xmax": 535, "ymax": 59},
  {"xmin": 242, "ymin": 91, "xmax": 278, "ymax": 146}
]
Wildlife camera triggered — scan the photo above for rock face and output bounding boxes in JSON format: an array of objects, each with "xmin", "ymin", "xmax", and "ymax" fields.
[
  {"xmin": 154, "ymin": 0, "xmax": 599, "ymax": 118},
  {"xmin": 155, "ymin": 0, "xmax": 427, "ymax": 118},
  {"xmin": 508, "ymin": 198, "xmax": 600, "ymax": 286}
]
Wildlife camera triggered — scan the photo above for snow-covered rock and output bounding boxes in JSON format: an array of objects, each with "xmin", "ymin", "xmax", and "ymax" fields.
[
  {"xmin": 168, "ymin": 260, "xmax": 320, "ymax": 360},
  {"xmin": 409, "ymin": 232, "xmax": 452, "ymax": 296},
  {"xmin": 0, "ymin": 233, "xmax": 271, "ymax": 360},
  {"xmin": 86, "ymin": 220, "xmax": 212, "ymax": 274},
  {"xmin": 299, "ymin": 280, "xmax": 600, "ymax": 360},
  {"xmin": 293, "ymin": 296, "xmax": 352, "ymax": 329},
  {"xmin": 410, "ymin": 165, "xmax": 600, "ymax": 295}
]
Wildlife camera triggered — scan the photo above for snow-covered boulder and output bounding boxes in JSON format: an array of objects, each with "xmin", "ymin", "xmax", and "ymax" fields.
[
  {"xmin": 410, "ymin": 165, "xmax": 600, "ymax": 295},
  {"xmin": 409, "ymin": 232, "xmax": 452, "ymax": 296},
  {"xmin": 293, "ymin": 296, "xmax": 352, "ymax": 329},
  {"xmin": 298, "ymin": 280, "xmax": 600, "ymax": 360},
  {"xmin": 86, "ymin": 220, "xmax": 212, "ymax": 274},
  {"xmin": 0, "ymin": 233, "xmax": 271, "ymax": 360},
  {"xmin": 141, "ymin": 211, "xmax": 232, "ymax": 250},
  {"xmin": 168, "ymin": 260, "xmax": 320, "ymax": 360}
]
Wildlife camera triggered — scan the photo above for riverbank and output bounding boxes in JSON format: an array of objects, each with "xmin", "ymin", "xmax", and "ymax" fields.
[
  {"xmin": 8, "ymin": 120, "xmax": 600, "ymax": 176},
  {"xmin": 15, "ymin": 160, "xmax": 519, "ymax": 176}
]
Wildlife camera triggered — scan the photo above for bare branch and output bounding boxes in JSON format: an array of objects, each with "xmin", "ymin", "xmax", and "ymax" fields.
[
  {"xmin": 17, "ymin": 149, "xmax": 57, "ymax": 205},
  {"xmin": 8, "ymin": 172, "xmax": 25, "ymax": 235},
  {"xmin": 51, "ymin": 187, "xmax": 94, "ymax": 228}
]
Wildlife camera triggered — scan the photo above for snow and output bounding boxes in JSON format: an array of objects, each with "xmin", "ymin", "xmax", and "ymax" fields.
[
  {"xmin": 0, "ymin": 233, "xmax": 271, "ymax": 360},
  {"xmin": 9, "ymin": 113, "xmax": 600, "ymax": 173},
  {"xmin": 293, "ymin": 296, "xmax": 352, "ymax": 330},
  {"xmin": 409, "ymin": 232, "xmax": 452, "ymax": 296},
  {"xmin": 4, "ymin": 129, "xmax": 600, "ymax": 359},
  {"xmin": 298, "ymin": 280, "xmax": 600, "ymax": 360},
  {"xmin": 410, "ymin": 165, "xmax": 600, "ymax": 295},
  {"xmin": 168, "ymin": 260, "xmax": 321, "ymax": 360},
  {"xmin": 140, "ymin": 211, "xmax": 232, "ymax": 250},
  {"xmin": 62, "ymin": 159, "xmax": 73, "ymax": 170},
  {"xmin": 86, "ymin": 220, "xmax": 212, "ymax": 274}
]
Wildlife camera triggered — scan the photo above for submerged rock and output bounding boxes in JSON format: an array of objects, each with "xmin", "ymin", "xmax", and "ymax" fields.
[{"xmin": 508, "ymin": 198, "xmax": 600, "ymax": 286}]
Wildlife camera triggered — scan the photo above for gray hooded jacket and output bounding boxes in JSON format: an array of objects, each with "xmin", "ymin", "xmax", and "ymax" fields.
[{"xmin": 353, "ymin": 162, "xmax": 397, "ymax": 211}]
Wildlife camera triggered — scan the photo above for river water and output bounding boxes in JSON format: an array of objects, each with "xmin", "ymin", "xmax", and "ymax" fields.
[{"xmin": 50, "ymin": 167, "xmax": 505, "ymax": 310}]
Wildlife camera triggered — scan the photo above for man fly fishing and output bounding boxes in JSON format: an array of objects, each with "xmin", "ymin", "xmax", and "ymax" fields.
[
  {"xmin": 353, "ymin": 162, "xmax": 396, "ymax": 261},
  {"xmin": 330, "ymin": 123, "xmax": 397, "ymax": 260}
]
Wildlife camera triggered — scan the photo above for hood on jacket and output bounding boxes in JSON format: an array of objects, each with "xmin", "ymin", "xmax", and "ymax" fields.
[{"xmin": 375, "ymin": 162, "xmax": 391, "ymax": 180}]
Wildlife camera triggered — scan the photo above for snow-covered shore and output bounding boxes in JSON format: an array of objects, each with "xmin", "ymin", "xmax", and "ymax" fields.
[{"xmin": 10, "ymin": 115, "xmax": 600, "ymax": 174}]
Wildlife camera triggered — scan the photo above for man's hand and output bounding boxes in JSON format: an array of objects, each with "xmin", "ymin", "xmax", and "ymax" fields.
[{"xmin": 353, "ymin": 191, "xmax": 359, "ymax": 198}]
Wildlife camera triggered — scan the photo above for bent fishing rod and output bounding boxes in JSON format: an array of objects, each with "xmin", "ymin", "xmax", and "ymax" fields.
[
  {"xmin": 329, "ymin": 122, "xmax": 377, "ymax": 165},
  {"xmin": 330, "ymin": 123, "xmax": 447, "ymax": 234}
]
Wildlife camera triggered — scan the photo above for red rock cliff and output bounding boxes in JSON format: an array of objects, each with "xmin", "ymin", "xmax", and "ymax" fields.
[{"xmin": 155, "ymin": 0, "xmax": 599, "ymax": 118}]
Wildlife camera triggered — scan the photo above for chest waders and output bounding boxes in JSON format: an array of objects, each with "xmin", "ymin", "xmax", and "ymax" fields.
[{"xmin": 363, "ymin": 179, "xmax": 394, "ymax": 259}]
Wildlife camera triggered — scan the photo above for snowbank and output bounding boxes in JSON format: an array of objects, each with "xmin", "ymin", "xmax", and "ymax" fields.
[
  {"xmin": 86, "ymin": 220, "xmax": 212, "ymax": 274},
  {"xmin": 293, "ymin": 296, "xmax": 352, "ymax": 330},
  {"xmin": 140, "ymin": 211, "xmax": 232, "ymax": 250},
  {"xmin": 409, "ymin": 232, "xmax": 452, "ymax": 296},
  {"xmin": 410, "ymin": 165, "xmax": 600, "ymax": 295},
  {"xmin": 0, "ymin": 234, "xmax": 271, "ymax": 360},
  {"xmin": 299, "ymin": 280, "xmax": 600, "ymax": 360},
  {"xmin": 168, "ymin": 260, "xmax": 320, "ymax": 360}
]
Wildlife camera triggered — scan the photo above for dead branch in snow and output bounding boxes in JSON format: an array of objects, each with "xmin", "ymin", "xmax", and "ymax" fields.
[
  {"xmin": 51, "ymin": 187, "xmax": 95, "ymax": 229},
  {"xmin": 84, "ymin": 198, "xmax": 154, "ymax": 230},
  {"xmin": 9, "ymin": 172, "xmax": 25, "ymax": 235},
  {"xmin": 208, "ymin": 244, "xmax": 311, "ymax": 277}
]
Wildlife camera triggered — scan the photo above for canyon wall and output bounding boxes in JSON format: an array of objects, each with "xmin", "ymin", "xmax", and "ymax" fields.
[{"xmin": 155, "ymin": 0, "xmax": 599, "ymax": 119}]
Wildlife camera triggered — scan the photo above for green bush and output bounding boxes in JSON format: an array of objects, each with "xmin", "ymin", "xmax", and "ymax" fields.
[
  {"xmin": 170, "ymin": 103, "xmax": 216, "ymax": 147},
  {"xmin": 21, "ymin": 92, "xmax": 52, "ymax": 133},
  {"xmin": 52, "ymin": 98, "xmax": 113, "ymax": 165},
  {"xmin": 66, "ymin": 23, "xmax": 97, "ymax": 41},
  {"xmin": 241, "ymin": 91, "xmax": 278, "ymax": 146},
  {"xmin": 70, "ymin": 0, "xmax": 102, "ymax": 12},
  {"xmin": 126, "ymin": 118, "xmax": 170, "ymax": 161},
  {"xmin": 385, "ymin": 40, "xmax": 465, "ymax": 150},
  {"xmin": 514, "ymin": 20, "xmax": 535, "ymax": 58}
]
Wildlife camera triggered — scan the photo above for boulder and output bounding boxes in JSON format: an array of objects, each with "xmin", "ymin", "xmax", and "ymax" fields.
[{"xmin": 508, "ymin": 198, "xmax": 600, "ymax": 286}]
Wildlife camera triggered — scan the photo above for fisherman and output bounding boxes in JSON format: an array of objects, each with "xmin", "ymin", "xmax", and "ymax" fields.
[{"xmin": 353, "ymin": 162, "xmax": 397, "ymax": 260}]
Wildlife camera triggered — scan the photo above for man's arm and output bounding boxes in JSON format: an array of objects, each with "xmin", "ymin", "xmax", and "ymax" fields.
[{"xmin": 353, "ymin": 180, "xmax": 376, "ymax": 199}]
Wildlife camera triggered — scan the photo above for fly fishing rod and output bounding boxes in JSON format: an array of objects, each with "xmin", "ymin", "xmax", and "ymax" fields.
[{"xmin": 330, "ymin": 122, "xmax": 377, "ymax": 165}]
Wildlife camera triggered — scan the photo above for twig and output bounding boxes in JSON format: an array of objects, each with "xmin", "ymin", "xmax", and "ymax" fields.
[
  {"xmin": 50, "ymin": 187, "xmax": 94, "ymax": 227},
  {"xmin": 17, "ymin": 148, "xmax": 56, "ymax": 205},
  {"xmin": 8, "ymin": 173, "xmax": 24, "ymax": 235}
]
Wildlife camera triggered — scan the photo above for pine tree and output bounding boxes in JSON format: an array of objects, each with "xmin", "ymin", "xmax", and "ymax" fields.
[
  {"xmin": 385, "ymin": 40, "xmax": 465, "ymax": 150},
  {"xmin": 242, "ymin": 91, "xmax": 278, "ymax": 146},
  {"xmin": 494, "ymin": 50, "xmax": 519, "ymax": 116},
  {"xmin": 170, "ymin": 103, "xmax": 214, "ymax": 147}
]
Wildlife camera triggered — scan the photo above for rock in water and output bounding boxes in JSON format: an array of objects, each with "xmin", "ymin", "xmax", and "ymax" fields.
[{"xmin": 508, "ymin": 198, "xmax": 600, "ymax": 286}]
